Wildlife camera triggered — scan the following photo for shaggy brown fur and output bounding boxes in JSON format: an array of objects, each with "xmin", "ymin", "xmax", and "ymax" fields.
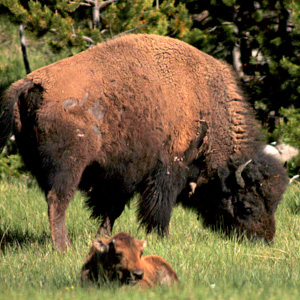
[
  {"xmin": 81, "ymin": 232, "xmax": 178, "ymax": 288},
  {"xmin": 0, "ymin": 34, "xmax": 288, "ymax": 250}
]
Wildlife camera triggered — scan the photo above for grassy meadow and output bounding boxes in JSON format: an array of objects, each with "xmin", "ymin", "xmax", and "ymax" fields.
[{"xmin": 1, "ymin": 175, "xmax": 300, "ymax": 300}]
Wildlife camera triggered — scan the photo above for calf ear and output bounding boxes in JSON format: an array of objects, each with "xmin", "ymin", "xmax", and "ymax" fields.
[
  {"xmin": 139, "ymin": 240, "xmax": 147, "ymax": 248},
  {"xmin": 93, "ymin": 238, "xmax": 109, "ymax": 253}
]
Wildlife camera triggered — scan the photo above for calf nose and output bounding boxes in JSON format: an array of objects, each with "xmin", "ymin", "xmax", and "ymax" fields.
[{"xmin": 132, "ymin": 269, "xmax": 144, "ymax": 280}]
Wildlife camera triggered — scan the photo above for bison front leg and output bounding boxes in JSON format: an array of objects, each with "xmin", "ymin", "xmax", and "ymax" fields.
[
  {"xmin": 96, "ymin": 200, "xmax": 129, "ymax": 237},
  {"xmin": 47, "ymin": 189, "xmax": 71, "ymax": 250},
  {"xmin": 138, "ymin": 162, "xmax": 187, "ymax": 236},
  {"xmin": 85, "ymin": 181, "xmax": 132, "ymax": 237}
]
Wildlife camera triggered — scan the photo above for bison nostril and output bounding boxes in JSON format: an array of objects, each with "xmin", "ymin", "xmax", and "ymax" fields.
[{"xmin": 132, "ymin": 269, "xmax": 144, "ymax": 280}]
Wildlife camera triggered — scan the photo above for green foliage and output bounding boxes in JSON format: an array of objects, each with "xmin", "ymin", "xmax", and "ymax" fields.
[
  {"xmin": 0, "ymin": 153, "xmax": 27, "ymax": 179},
  {"xmin": 0, "ymin": 176, "xmax": 300, "ymax": 299},
  {"xmin": 274, "ymin": 107, "xmax": 300, "ymax": 176},
  {"xmin": 0, "ymin": 139, "xmax": 29, "ymax": 179},
  {"xmin": 275, "ymin": 107, "xmax": 300, "ymax": 149},
  {"xmin": 0, "ymin": 16, "xmax": 26, "ymax": 93},
  {"xmin": 182, "ymin": 0, "xmax": 300, "ymax": 136},
  {"xmin": 102, "ymin": 0, "xmax": 168, "ymax": 36},
  {"xmin": 0, "ymin": 14, "xmax": 68, "ymax": 95},
  {"xmin": 285, "ymin": 154, "xmax": 300, "ymax": 179},
  {"xmin": 1, "ymin": 0, "xmax": 195, "ymax": 53}
]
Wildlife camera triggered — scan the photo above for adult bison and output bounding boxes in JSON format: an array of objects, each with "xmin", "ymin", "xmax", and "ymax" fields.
[{"xmin": 0, "ymin": 34, "xmax": 287, "ymax": 250}]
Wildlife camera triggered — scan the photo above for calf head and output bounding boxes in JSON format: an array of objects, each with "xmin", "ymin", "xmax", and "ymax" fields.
[
  {"xmin": 81, "ymin": 232, "xmax": 146, "ymax": 285},
  {"xmin": 187, "ymin": 150, "xmax": 288, "ymax": 242}
]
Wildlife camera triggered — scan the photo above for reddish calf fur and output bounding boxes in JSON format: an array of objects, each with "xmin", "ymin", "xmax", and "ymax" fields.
[{"xmin": 81, "ymin": 232, "xmax": 178, "ymax": 288}]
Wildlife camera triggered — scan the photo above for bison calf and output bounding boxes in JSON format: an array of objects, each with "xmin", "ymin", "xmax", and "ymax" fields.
[{"xmin": 81, "ymin": 232, "xmax": 178, "ymax": 288}]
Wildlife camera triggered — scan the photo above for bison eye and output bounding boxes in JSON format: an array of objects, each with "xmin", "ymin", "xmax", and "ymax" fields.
[{"xmin": 242, "ymin": 203, "xmax": 254, "ymax": 215}]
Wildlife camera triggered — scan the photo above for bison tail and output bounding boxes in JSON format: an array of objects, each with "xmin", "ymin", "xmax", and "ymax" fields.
[{"xmin": 0, "ymin": 78, "xmax": 35, "ymax": 152}]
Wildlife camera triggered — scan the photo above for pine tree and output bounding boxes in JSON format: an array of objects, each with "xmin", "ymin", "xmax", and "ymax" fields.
[
  {"xmin": 1, "ymin": 0, "xmax": 195, "ymax": 54},
  {"xmin": 182, "ymin": 0, "xmax": 300, "ymax": 138}
]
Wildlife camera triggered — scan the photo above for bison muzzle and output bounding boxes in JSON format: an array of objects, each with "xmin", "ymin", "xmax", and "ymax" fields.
[{"xmin": 0, "ymin": 34, "xmax": 288, "ymax": 250}]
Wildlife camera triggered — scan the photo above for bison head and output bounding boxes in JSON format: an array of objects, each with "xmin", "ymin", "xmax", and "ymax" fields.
[
  {"xmin": 81, "ymin": 232, "xmax": 146, "ymax": 285},
  {"xmin": 184, "ymin": 150, "xmax": 288, "ymax": 242}
]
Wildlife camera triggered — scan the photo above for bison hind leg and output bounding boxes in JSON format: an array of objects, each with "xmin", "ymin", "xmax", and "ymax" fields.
[
  {"xmin": 45, "ymin": 165, "xmax": 87, "ymax": 250},
  {"xmin": 138, "ymin": 162, "xmax": 187, "ymax": 235}
]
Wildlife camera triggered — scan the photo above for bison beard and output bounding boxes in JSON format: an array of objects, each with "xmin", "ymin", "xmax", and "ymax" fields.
[{"xmin": 0, "ymin": 34, "xmax": 288, "ymax": 250}]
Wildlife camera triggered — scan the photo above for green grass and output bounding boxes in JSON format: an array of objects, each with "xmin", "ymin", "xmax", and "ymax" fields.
[{"xmin": 1, "ymin": 175, "xmax": 300, "ymax": 300}]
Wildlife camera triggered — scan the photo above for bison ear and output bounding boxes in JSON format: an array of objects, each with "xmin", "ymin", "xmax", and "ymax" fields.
[
  {"xmin": 217, "ymin": 166, "xmax": 231, "ymax": 193},
  {"xmin": 93, "ymin": 238, "xmax": 109, "ymax": 253}
]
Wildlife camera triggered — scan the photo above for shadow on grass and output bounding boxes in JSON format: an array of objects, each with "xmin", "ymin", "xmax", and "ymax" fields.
[{"xmin": 0, "ymin": 227, "xmax": 51, "ymax": 252}]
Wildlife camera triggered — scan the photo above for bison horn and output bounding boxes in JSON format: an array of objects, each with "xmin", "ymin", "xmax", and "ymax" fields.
[
  {"xmin": 189, "ymin": 182, "xmax": 197, "ymax": 197},
  {"xmin": 235, "ymin": 159, "xmax": 252, "ymax": 188}
]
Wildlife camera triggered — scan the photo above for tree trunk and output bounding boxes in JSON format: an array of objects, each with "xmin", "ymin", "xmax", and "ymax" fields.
[
  {"xmin": 93, "ymin": 0, "xmax": 100, "ymax": 29},
  {"xmin": 232, "ymin": 24, "xmax": 244, "ymax": 79},
  {"xmin": 19, "ymin": 24, "xmax": 31, "ymax": 74}
]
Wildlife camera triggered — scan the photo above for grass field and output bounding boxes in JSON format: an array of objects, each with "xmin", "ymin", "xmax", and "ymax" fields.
[{"xmin": 1, "ymin": 175, "xmax": 300, "ymax": 300}]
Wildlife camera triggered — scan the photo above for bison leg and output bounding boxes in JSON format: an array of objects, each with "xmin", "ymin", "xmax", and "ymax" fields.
[
  {"xmin": 138, "ymin": 161, "xmax": 187, "ymax": 235},
  {"xmin": 97, "ymin": 208, "xmax": 125, "ymax": 237},
  {"xmin": 46, "ymin": 189, "xmax": 72, "ymax": 250},
  {"xmin": 97, "ymin": 216, "xmax": 112, "ymax": 236},
  {"xmin": 95, "ymin": 200, "xmax": 129, "ymax": 237},
  {"xmin": 95, "ymin": 196, "xmax": 130, "ymax": 236},
  {"xmin": 45, "ymin": 165, "xmax": 85, "ymax": 250},
  {"xmin": 85, "ymin": 181, "xmax": 132, "ymax": 237}
]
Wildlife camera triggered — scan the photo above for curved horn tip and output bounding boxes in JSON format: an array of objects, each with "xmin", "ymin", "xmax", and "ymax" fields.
[
  {"xmin": 235, "ymin": 159, "xmax": 252, "ymax": 188},
  {"xmin": 245, "ymin": 159, "xmax": 252, "ymax": 166},
  {"xmin": 237, "ymin": 159, "xmax": 252, "ymax": 173}
]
